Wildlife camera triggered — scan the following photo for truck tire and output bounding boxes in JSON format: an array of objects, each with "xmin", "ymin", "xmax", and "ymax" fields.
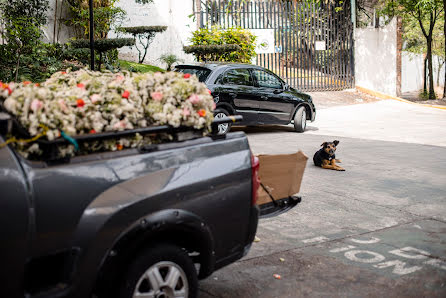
[
  {"xmin": 293, "ymin": 106, "xmax": 307, "ymax": 133},
  {"xmin": 120, "ymin": 244, "xmax": 198, "ymax": 298},
  {"xmin": 214, "ymin": 108, "xmax": 231, "ymax": 135}
]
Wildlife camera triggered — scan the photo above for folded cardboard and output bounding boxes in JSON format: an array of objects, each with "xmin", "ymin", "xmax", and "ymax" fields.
[{"xmin": 256, "ymin": 151, "xmax": 308, "ymax": 206}]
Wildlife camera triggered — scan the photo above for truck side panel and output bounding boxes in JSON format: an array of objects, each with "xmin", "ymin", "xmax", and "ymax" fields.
[{"xmin": 0, "ymin": 139, "xmax": 31, "ymax": 298}]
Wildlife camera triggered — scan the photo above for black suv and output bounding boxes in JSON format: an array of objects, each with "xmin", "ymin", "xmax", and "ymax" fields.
[{"xmin": 175, "ymin": 63, "xmax": 316, "ymax": 134}]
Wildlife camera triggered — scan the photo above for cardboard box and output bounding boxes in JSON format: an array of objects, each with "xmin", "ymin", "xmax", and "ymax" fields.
[{"xmin": 256, "ymin": 151, "xmax": 308, "ymax": 206}]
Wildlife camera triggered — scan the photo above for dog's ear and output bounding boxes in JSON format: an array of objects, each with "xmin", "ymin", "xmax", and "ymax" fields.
[
  {"xmin": 321, "ymin": 142, "xmax": 327, "ymax": 147},
  {"xmin": 333, "ymin": 140, "xmax": 340, "ymax": 146}
]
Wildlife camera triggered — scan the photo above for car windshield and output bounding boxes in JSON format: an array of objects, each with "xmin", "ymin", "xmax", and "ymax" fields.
[{"xmin": 175, "ymin": 67, "xmax": 212, "ymax": 82}]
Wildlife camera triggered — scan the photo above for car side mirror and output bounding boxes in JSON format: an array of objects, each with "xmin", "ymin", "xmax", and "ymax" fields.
[
  {"xmin": 284, "ymin": 84, "xmax": 290, "ymax": 91},
  {"xmin": 0, "ymin": 112, "xmax": 12, "ymax": 135}
]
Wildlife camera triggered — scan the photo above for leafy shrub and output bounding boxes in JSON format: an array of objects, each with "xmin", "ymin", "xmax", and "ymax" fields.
[
  {"xmin": 71, "ymin": 38, "xmax": 135, "ymax": 70},
  {"xmin": 183, "ymin": 45, "xmax": 241, "ymax": 62},
  {"xmin": 188, "ymin": 27, "xmax": 257, "ymax": 63},
  {"xmin": 66, "ymin": 0, "xmax": 126, "ymax": 38},
  {"xmin": 120, "ymin": 26, "xmax": 168, "ymax": 63},
  {"xmin": 159, "ymin": 54, "xmax": 183, "ymax": 71}
]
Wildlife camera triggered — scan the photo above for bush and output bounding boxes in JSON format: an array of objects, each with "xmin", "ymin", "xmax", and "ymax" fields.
[
  {"xmin": 71, "ymin": 38, "xmax": 135, "ymax": 70},
  {"xmin": 120, "ymin": 26, "xmax": 168, "ymax": 63},
  {"xmin": 159, "ymin": 54, "xmax": 183, "ymax": 71},
  {"xmin": 188, "ymin": 27, "xmax": 257, "ymax": 63},
  {"xmin": 183, "ymin": 45, "xmax": 241, "ymax": 62}
]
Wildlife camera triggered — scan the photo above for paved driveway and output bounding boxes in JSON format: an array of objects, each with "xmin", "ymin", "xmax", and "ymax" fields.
[{"xmin": 200, "ymin": 98, "xmax": 446, "ymax": 297}]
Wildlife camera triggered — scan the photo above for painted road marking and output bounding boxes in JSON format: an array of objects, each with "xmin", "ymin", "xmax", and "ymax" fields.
[
  {"xmin": 373, "ymin": 260, "xmax": 422, "ymax": 275},
  {"xmin": 327, "ymin": 236, "xmax": 445, "ymax": 276},
  {"xmin": 344, "ymin": 250, "xmax": 386, "ymax": 263},
  {"xmin": 329, "ymin": 245, "xmax": 356, "ymax": 253},
  {"xmin": 350, "ymin": 237, "xmax": 381, "ymax": 244},
  {"xmin": 302, "ymin": 236, "xmax": 329, "ymax": 244},
  {"xmin": 389, "ymin": 247, "xmax": 430, "ymax": 259}
]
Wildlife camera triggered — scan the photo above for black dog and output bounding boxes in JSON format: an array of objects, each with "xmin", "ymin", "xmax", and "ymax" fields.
[{"xmin": 313, "ymin": 140, "xmax": 345, "ymax": 171}]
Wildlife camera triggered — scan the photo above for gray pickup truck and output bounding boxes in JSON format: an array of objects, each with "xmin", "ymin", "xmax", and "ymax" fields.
[{"xmin": 0, "ymin": 113, "xmax": 298, "ymax": 298}]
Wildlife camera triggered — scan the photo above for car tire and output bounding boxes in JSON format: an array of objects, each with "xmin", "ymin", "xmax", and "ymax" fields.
[
  {"xmin": 293, "ymin": 106, "xmax": 307, "ymax": 133},
  {"xmin": 119, "ymin": 244, "xmax": 198, "ymax": 298},
  {"xmin": 214, "ymin": 108, "xmax": 231, "ymax": 135}
]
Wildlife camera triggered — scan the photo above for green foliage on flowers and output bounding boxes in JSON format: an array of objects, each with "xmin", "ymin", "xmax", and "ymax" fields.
[
  {"xmin": 0, "ymin": 69, "xmax": 215, "ymax": 159},
  {"xmin": 188, "ymin": 27, "xmax": 257, "ymax": 63}
]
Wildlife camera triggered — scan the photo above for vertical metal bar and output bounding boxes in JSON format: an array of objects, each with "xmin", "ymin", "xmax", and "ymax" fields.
[
  {"xmin": 274, "ymin": 0, "xmax": 278, "ymax": 74},
  {"xmin": 292, "ymin": 0, "xmax": 297, "ymax": 89},
  {"xmin": 89, "ymin": 0, "xmax": 95, "ymax": 70}
]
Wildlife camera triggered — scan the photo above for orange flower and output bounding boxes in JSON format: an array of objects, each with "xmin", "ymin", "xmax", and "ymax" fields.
[
  {"xmin": 197, "ymin": 109, "xmax": 206, "ymax": 117},
  {"xmin": 23, "ymin": 81, "xmax": 31, "ymax": 85},
  {"xmin": 76, "ymin": 99, "xmax": 85, "ymax": 107},
  {"xmin": 89, "ymin": 129, "xmax": 96, "ymax": 134},
  {"xmin": 183, "ymin": 73, "xmax": 191, "ymax": 79},
  {"xmin": 35, "ymin": 83, "xmax": 40, "ymax": 87},
  {"xmin": 116, "ymin": 144, "xmax": 123, "ymax": 151},
  {"xmin": 77, "ymin": 83, "xmax": 85, "ymax": 89}
]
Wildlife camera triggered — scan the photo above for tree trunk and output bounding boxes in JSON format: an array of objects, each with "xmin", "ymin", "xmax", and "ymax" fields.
[
  {"xmin": 426, "ymin": 35, "xmax": 435, "ymax": 99},
  {"xmin": 444, "ymin": 0, "xmax": 446, "ymax": 99},
  {"xmin": 423, "ymin": 54, "xmax": 427, "ymax": 94}
]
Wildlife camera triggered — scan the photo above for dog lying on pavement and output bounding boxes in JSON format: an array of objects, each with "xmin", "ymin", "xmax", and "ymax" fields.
[{"xmin": 313, "ymin": 140, "xmax": 345, "ymax": 171}]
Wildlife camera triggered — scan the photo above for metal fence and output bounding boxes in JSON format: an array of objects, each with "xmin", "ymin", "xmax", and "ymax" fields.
[{"xmin": 197, "ymin": 0, "xmax": 354, "ymax": 91}]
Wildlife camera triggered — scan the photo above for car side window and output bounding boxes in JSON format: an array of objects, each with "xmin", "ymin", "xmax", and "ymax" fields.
[
  {"xmin": 222, "ymin": 69, "xmax": 253, "ymax": 86},
  {"xmin": 252, "ymin": 70, "xmax": 283, "ymax": 89}
]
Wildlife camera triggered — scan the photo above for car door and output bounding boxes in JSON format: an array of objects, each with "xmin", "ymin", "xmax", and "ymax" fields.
[
  {"xmin": 252, "ymin": 69, "xmax": 295, "ymax": 124},
  {"xmin": 217, "ymin": 68, "xmax": 260, "ymax": 124}
]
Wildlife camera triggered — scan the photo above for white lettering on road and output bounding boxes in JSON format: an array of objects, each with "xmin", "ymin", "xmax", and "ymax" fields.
[
  {"xmin": 350, "ymin": 237, "xmax": 381, "ymax": 244},
  {"xmin": 344, "ymin": 250, "xmax": 386, "ymax": 263},
  {"xmin": 330, "ymin": 245, "xmax": 356, "ymax": 253},
  {"xmin": 373, "ymin": 260, "xmax": 422, "ymax": 275},
  {"xmin": 389, "ymin": 247, "xmax": 430, "ymax": 259},
  {"xmin": 302, "ymin": 236, "xmax": 329, "ymax": 244},
  {"xmin": 424, "ymin": 259, "xmax": 446, "ymax": 270}
]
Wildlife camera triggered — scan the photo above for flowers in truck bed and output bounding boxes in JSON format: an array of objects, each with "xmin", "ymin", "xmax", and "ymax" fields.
[{"xmin": 0, "ymin": 69, "xmax": 215, "ymax": 159}]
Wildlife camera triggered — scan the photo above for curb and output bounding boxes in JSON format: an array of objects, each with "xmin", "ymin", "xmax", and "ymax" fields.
[{"xmin": 356, "ymin": 86, "xmax": 446, "ymax": 111}]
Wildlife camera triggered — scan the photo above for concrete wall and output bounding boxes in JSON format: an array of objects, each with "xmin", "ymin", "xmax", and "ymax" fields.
[
  {"xmin": 355, "ymin": 18, "xmax": 398, "ymax": 96},
  {"xmin": 402, "ymin": 52, "xmax": 445, "ymax": 93},
  {"xmin": 42, "ymin": 0, "xmax": 197, "ymax": 68}
]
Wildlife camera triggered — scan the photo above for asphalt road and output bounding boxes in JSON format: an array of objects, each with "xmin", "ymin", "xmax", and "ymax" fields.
[{"xmin": 199, "ymin": 97, "xmax": 446, "ymax": 297}]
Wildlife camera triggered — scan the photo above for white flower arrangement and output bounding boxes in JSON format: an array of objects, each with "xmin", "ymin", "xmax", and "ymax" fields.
[{"xmin": 0, "ymin": 69, "xmax": 215, "ymax": 158}]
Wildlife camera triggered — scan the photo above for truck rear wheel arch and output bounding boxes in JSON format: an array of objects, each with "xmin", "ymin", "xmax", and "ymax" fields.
[{"xmin": 94, "ymin": 210, "xmax": 214, "ymax": 297}]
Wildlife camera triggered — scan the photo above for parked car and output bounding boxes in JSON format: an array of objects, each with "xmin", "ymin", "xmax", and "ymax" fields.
[
  {"xmin": 175, "ymin": 63, "xmax": 316, "ymax": 134},
  {"xmin": 0, "ymin": 114, "xmax": 299, "ymax": 298}
]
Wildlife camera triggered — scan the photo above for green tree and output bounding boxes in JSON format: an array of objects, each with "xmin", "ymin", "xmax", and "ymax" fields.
[{"xmin": 381, "ymin": 0, "xmax": 444, "ymax": 99}]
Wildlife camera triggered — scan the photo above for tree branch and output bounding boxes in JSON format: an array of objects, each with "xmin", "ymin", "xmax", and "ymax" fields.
[{"xmin": 417, "ymin": 7, "xmax": 428, "ymax": 38}]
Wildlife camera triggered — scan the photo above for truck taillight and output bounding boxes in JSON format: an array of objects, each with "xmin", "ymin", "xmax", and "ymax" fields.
[{"xmin": 251, "ymin": 152, "xmax": 260, "ymax": 205}]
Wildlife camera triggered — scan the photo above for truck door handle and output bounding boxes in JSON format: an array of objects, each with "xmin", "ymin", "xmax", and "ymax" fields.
[
  {"xmin": 261, "ymin": 95, "xmax": 268, "ymax": 100},
  {"xmin": 229, "ymin": 93, "xmax": 237, "ymax": 98}
]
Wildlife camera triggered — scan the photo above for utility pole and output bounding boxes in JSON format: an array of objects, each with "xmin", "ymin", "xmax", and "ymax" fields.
[{"xmin": 89, "ymin": 0, "xmax": 95, "ymax": 70}]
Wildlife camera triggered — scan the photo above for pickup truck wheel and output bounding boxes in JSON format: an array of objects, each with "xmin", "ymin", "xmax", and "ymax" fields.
[
  {"xmin": 293, "ymin": 106, "xmax": 307, "ymax": 133},
  {"xmin": 214, "ymin": 109, "xmax": 231, "ymax": 135},
  {"xmin": 120, "ymin": 244, "xmax": 198, "ymax": 298}
]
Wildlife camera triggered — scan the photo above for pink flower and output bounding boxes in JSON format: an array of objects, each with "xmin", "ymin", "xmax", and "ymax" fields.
[
  {"xmin": 151, "ymin": 92, "xmax": 164, "ymax": 101},
  {"xmin": 90, "ymin": 94, "xmax": 101, "ymax": 104},
  {"xmin": 188, "ymin": 94, "xmax": 201, "ymax": 105},
  {"xmin": 182, "ymin": 107, "xmax": 190, "ymax": 116},
  {"xmin": 115, "ymin": 75, "xmax": 124, "ymax": 81},
  {"xmin": 113, "ymin": 120, "xmax": 126, "ymax": 130},
  {"xmin": 58, "ymin": 99, "xmax": 68, "ymax": 112},
  {"xmin": 31, "ymin": 99, "xmax": 43, "ymax": 112}
]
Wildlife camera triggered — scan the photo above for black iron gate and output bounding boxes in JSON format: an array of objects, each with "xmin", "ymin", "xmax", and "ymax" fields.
[{"xmin": 197, "ymin": 0, "xmax": 354, "ymax": 91}]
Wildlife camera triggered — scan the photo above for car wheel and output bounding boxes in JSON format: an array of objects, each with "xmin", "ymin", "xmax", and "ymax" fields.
[
  {"xmin": 214, "ymin": 109, "xmax": 231, "ymax": 135},
  {"xmin": 120, "ymin": 244, "xmax": 198, "ymax": 298},
  {"xmin": 293, "ymin": 106, "xmax": 307, "ymax": 133}
]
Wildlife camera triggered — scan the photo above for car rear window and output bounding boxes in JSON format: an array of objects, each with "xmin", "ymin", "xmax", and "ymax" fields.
[{"xmin": 175, "ymin": 67, "xmax": 212, "ymax": 82}]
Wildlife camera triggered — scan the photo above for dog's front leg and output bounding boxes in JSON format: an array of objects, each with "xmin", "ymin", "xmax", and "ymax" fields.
[
  {"xmin": 335, "ymin": 159, "xmax": 342, "ymax": 163},
  {"xmin": 330, "ymin": 159, "xmax": 345, "ymax": 171},
  {"xmin": 322, "ymin": 160, "xmax": 338, "ymax": 170}
]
